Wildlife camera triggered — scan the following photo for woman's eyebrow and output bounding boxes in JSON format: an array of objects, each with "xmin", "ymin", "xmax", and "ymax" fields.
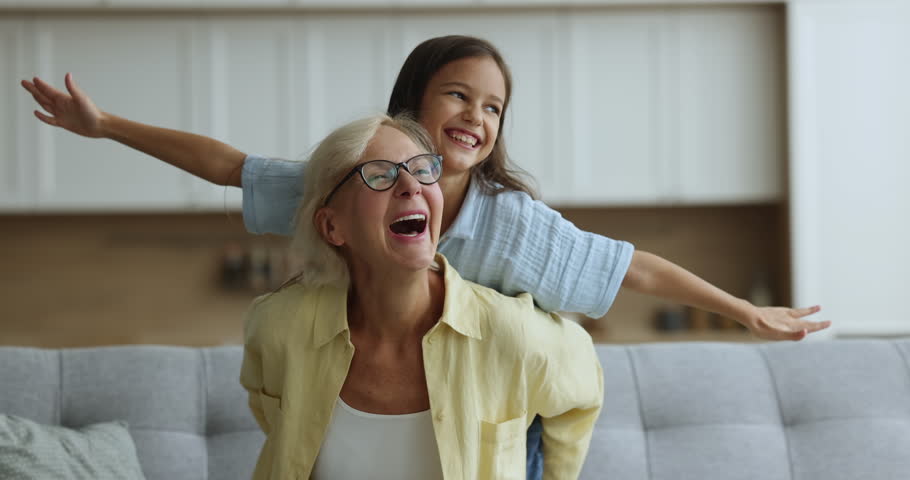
[{"xmin": 439, "ymin": 81, "xmax": 504, "ymax": 105}]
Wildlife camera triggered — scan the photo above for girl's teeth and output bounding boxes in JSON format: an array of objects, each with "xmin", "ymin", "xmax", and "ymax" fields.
[{"xmin": 449, "ymin": 132, "xmax": 477, "ymax": 146}]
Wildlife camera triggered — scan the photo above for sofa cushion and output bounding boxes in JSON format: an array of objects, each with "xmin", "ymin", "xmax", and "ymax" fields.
[{"xmin": 0, "ymin": 414, "xmax": 146, "ymax": 480}]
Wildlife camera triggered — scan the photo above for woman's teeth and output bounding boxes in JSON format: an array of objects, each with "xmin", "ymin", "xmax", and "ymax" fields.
[
  {"xmin": 390, "ymin": 214, "xmax": 428, "ymax": 236},
  {"xmin": 448, "ymin": 132, "xmax": 478, "ymax": 147},
  {"xmin": 394, "ymin": 214, "xmax": 426, "ymax": 223}
]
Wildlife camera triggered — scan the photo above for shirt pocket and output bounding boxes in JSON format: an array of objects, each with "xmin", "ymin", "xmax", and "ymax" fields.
[
  {"xmin": 479, "ymin": 415, "xmax": 527, "ymax": 480},
  {"xmin": 259, "ymin": 388, "xmax": 284, "ymax": 431}
]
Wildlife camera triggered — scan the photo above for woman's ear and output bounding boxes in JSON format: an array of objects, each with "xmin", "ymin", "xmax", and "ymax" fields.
[{"xmin": 315, "ymin": 207, "xmax": 345, "ymax": 247}]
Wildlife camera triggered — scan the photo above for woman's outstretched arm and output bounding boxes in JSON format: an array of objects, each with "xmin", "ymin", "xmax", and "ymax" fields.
[{"xmin": 21, "ymin": 72, "xmax": 246, "ymax": 187}]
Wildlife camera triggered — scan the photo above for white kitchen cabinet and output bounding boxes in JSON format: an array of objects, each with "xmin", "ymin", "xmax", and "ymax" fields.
[
  {"xmin": 675, "ymin": 6, "xmax": 785, "ymax": 204},
  {"xmin": 563, "ymin": 6, "xmax": 784, "ymax": 206},
  {"xmin": 104, "ymin": 0, "xmax": 289, "ymax": 7},
  {"xmin": 187, "ymin": 15, "xmax": 397, "ymax": 209},
  {"xmin": 0, "ymin": 0, "xmax": 101, "ymax": 6},
  {"xmin": 565, "ymin": 10, "xmax": 673, "ymax": 205},
  {"xmin": 289, "ymin": 15, "xmax": 398, "ymax": 150},
  {"xmin": 788, "ymin": 0, "xmax": 910, "ymax": 337},
  {"xmin": 183, "ymin": 17, "xmax": 292, "ymax": 210},
  {"xmin": 31, "ymin": 17, "xmax": 196, "ymax": 211},
  {"xmin": 3, "ymin": 6, "xmax": 785, "ymax": 212},
  {"xmin": 0, "ymin": 19, "xmax": 34, "ymax": 211}
]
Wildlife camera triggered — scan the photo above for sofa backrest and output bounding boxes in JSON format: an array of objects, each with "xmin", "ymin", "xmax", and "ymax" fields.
[
  {"xmin": 584, "ymin": 339, "xmax": 910, "ymax": 479},
  {"xmin": 0, "ymin": 346, "xmax": 262, "ymax": 480},
  {"xmin": 2, "ymin": 339, "xmax": 909, "ymax": 479}
]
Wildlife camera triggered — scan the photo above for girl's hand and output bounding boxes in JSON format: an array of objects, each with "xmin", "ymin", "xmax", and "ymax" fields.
[
  {"xmin": 746, "ymin": 305, "xmax": 830, "ymax": 341},
  {"xmin": 21, "ymin": 73, "xmax": 106, "ymax": 138}
]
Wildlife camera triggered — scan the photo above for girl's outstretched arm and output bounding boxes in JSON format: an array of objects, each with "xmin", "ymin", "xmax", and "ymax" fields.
[
  {"xmin": 621, "ymin": 250, "xmax": 831, "ymax": 340},
  {"xmin": 21, "ymin": 73, "xmax": 246, "ymax": 187}
]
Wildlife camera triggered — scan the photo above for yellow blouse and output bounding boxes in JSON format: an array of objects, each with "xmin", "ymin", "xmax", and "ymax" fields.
[{"xmin": 240, "ymin": 254, "xmax": 603, "ymax": 480}]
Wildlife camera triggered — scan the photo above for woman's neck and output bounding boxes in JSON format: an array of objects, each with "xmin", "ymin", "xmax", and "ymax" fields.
[
  {"xmin": 438, "ymin": 172, "xmax": 471, "ymax": 235},
  {"xmin": 347, "ymin": 266, "xmax": 444, "ymax": 344}
]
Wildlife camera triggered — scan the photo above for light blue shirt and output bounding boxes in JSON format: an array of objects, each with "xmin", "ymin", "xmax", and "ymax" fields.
[{"xmin": 242, "ymin": 155, "xmax": 634, "ymax": 317}]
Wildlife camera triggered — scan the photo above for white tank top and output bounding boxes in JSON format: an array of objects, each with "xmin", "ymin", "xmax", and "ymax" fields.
[{"xmin": 311, "ymin": 397, "xmax": 444, "ymax": 480}]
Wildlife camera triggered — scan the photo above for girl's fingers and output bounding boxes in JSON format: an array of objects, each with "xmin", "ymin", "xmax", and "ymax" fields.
[
  {"xmin": 792, "ymin": 305, "xmax": 821, "ymax": 318},
  {"xmin": 34, "ymin": 110, "xmax": 57, "ymax": 126},
  {"xmin": 21, "ymin": 80, "xmax": 52, "ymax": 106},
  {"xmin": 30, "ymin": 89, "xmax": 52, "ymax": 110},
  {"xmin": 804, "ymin": 320, "xmax": 831, "ymax": 332},
  {"xmin": 32, "ymin": 76, "xmax": 67, "ymax": 100},
  {"xmin": 791, "ymin": 329, "xmax": 808, "ymax": 341},
  {"xmin": 64, "ymin": 72, "xmax": 84, "ymax": 99}
]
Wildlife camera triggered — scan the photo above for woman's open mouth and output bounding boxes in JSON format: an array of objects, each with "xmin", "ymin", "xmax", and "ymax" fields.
[{"xmin": 389, "ymin": 213, "xmax": 427, "ymax": 238}]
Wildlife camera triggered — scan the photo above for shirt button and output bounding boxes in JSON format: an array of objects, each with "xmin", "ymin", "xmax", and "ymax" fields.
[{"xmin": 435, "ymin": 411, "xmax": 444, "ymax": 422}]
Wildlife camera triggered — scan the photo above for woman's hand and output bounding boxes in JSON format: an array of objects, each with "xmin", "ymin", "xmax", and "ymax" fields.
[
  {"xmin": 745, "ymin": 304, "xmax": 830, "ymax": 341},
  {"xmin": 21, "ymin": 73, "xmax": 106, "ymax": 138}
]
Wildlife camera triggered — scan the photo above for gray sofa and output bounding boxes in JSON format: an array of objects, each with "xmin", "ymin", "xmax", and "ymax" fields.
[{"xmin": 2, "ymin": 339, "xmax": 909, "ymax": 479}]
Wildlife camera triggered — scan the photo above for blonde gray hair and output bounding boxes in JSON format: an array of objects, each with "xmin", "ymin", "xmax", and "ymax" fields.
[{"xmin": 290, "ymin": 113, "xmax": 436, "ymax": 287}]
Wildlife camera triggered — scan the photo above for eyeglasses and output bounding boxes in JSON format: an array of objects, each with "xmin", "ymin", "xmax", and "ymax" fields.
[{"xmin": 323, "ymin": 153, "xmax": 443, "ymax": 206}]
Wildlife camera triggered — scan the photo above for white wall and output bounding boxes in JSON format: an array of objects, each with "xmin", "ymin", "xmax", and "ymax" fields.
[{"xmin": 788, "ymin": 0, "xmax": 910, "ymax": 337}]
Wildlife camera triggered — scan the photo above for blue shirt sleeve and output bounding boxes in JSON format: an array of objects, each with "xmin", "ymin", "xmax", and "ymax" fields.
[
  {"xmin": 241, "ymin": 155, "xmax": 305, "ymax": 236},
  {"xmin": 446, "ymin": 190, "xmax": 634, "ymax": 318}
]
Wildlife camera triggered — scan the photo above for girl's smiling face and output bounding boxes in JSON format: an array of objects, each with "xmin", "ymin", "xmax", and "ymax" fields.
[{"xmin": 419, "ymin": 56, "xmax": 507, "ymax": 179}]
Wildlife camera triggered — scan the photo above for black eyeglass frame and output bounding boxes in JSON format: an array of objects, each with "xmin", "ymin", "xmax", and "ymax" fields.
[{"xmin": 322, "ymin": 153, "xmax": 443, "ymax": 206}]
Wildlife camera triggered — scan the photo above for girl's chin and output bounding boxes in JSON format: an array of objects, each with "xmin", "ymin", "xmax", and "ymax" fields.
[{"xmin": 439, "ymin": 149, "xmax": 486, "ymax": 174}]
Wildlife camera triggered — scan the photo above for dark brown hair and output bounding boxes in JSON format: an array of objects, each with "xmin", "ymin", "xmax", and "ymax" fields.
[{"xmin": 387, "ymin": 35, "xmax": 537, "ymax": 199}]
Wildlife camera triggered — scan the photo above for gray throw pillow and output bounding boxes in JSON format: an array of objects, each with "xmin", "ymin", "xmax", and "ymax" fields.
[{"xmin": 0, "ymin": 414, "xmax": 146, "ymax": 480}]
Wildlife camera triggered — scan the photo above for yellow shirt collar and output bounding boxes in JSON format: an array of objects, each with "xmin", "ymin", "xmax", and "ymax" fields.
[{"xmin": 309, "ymin": 253, "xmax": 482, "ymax": 349}]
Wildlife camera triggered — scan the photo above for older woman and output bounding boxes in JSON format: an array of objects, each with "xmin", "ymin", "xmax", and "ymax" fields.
[{"xmin": 239, "ymin": 113, "xmax": 602, "ymax": 480}]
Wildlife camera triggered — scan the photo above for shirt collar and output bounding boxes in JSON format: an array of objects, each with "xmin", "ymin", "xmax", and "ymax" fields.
[
  {"xmin": 441, "ymin": 176, "xmax": 484, "ymax": 242},
  {"xmin": 310, "ymin": 283, "xmax": 350, "ymax": 349},
  {"xmin": 435, "ymin": 253, "xmax": 483, "ymax": 340},
  {"xmin": 309, "ymin": 253, "xmax": 483, "ymax": 348}
]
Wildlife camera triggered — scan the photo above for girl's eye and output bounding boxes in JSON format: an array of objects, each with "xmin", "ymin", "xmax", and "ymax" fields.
[
  {"xmin": 447, "ymin": 91, "xmax": 466, "ymax": 100},
  {"xmin": 485, "ymin": 105, "xmax": 501, "ymax": 115}
]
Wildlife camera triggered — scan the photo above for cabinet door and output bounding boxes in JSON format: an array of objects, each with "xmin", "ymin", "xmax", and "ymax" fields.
[
  {"xmin": 565, "ymin": 10, "xmax": 671, "ymax": 205},
  {"xmin": 289, "ymin": 15, "xmax": 397, "ymax": 152},
  {"xmin": 0, "ymin": 0, "xmax": 100, "ymax": 6},
  {"xmin": 104, "ymin": 0, "xmax": 288, "ymax": 7},
  {"xmin": 789, "ymin": 0, "xmax": 910, "ymax": 337},
  {"xmin": 0, "ymin": 19, "xmax": 33, "ymax": 210},
  {"xmin": 676, "ymin": 6, "xmax": 785, "ymax": 204},
  {"xmin": 190, "ymin": 14, "xmax": 397, "ymax": 209},
  {"xmin": 184, "ymin": 16, "xmax": 291, "ymax": 210},
  {"xmin": 31, "ymin": 17, "xmax": 197, "ymax": 211},
  {"xmin": 394, "ymin": 12, "xmax": 565, "ymax": 202}
]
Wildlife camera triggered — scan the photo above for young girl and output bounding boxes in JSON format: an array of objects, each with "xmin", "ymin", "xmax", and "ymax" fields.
[{"xmin": 22, "ymin": 35, "xmax": 829, "ymax": 479}]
